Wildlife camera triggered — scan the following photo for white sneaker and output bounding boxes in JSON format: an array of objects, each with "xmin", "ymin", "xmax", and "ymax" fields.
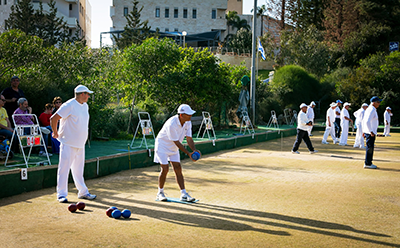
[
  {"xmin": 360, "ymin": 146, "xmax": 365, "ymax": 149},
  {"xmin": 156, "ymin": 192, "xmax": 167, "ymax": 201},
  {"xmin": 78, "ymin": 193, "xmax": 96, "ymax": 200},
  {"xmin": 322, "ymin": 141, "xmax": 329, "ymax": 144},
  {"xmin": 309, "ymin": 150, "xmax": 318, "ymax": 154},
  {"xmin": 180, "ymin": 192, "xmax": 195, "ymax": 202},
  {"xmin": 58, "ymin": 196, "xmax": 68, "ymax": 203},
  {"xmin": 333, "ymin": 140, "xmax": 339, "ymax": 144},
  {"xmin": 364, "ymin": 164, "xmax": 377, "ymax": 169},
  {"xmin": 338, "ymin": 143, "xmax": 346, "ymax": 146},
  {"xmin": 291, "ymin": 150, "xmax": 300, "ymax": 154}
]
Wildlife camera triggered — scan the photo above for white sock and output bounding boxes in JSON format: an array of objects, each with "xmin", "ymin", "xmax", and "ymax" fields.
[
  {"xmin": 180, "ymin": 189, "xmax": 187, "ymax": 194},
  {"xmin": 158, "ymin": 188, "xmax": 164, "ymax": 193}
]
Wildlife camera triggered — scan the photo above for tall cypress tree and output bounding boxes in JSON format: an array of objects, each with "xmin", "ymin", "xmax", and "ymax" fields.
[
  {"xmin": 5, "ymin": 0, "xmax": 36, "ymax": 35},
  {"xmin": 114, "ymin": 0, "xmax": 151, "ymax": 49}
]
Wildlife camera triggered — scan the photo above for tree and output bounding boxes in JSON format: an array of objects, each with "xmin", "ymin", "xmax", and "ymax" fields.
[
  {"xmin": 295, "ymin": 0, "xmax": 327, "ymax": 30},
  {"xmin": 114, "ymin": 0, "xmax": 151, "ymax": 50},
  {"xmin": 0, "ymin": 29, "xmax": 44, "ymax": 78},
  {"xmin": 5, "ymin": 0, "xmax": 80, "ymax": 46},
  {"xmin": 5, "ymin": 0, "xmax": 37, "ymax": 36},
  {"xmin": 227, "ymin": 28, "xmax": 252, "ymax": 53},
  {"xmin": 276, "ymin": 25, "xmax": 331, "ymax": 78}
]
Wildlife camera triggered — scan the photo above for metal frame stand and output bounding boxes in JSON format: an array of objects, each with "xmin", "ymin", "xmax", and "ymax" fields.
[
  {"xmin": 267, "ymin": 110, "xmax": 279, "ymax": 129},
  {"xmin": 239, "ymin": 111, "xmax": 255, "ymax": 135},
  {"xmin": 130, "ymin": 112, "xmax": 156, "ymax": 155},
  {"xmin": 5, "ymin": 114, "xmax": 51, "ymax": 168},
  {"xmin": 283, "ymin": 108, "xmax": 291, "ymax": 125},
  {"xmin": 196, "ymin": 111, "xmax": 216, "ymax": 140}
]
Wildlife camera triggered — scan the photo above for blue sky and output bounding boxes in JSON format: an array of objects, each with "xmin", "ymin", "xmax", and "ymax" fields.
[{"xmin": 91, "ymin": 0, "xmax": 261, "ymax": 48}]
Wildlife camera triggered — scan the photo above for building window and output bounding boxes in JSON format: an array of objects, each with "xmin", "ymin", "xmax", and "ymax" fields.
[
  {"xmin": 192, "ymin": 8, "xmax": 197, "ymax": 19},
  {"xmin": 183, "ymin": 8, "xmax": 187, "ymax": 18},
  {"xmin": 4, "ymin": 0, "xmax": 7, "ymax": 5},
  {"xmin": 124, "ymin": 7, "xmax": 128, "ymax": 16},
  {"xmin": 69, "ymin": 4, "xmax": 72, "ymax": 10},
  {"xmin": 165, "ymin": 28, "xmax": 169, "ymax": 32},
  {"xmin": 155, "ymin": 7, "xmax": 160, "ymax": 17},
  {"xmin": 165, "ymin": 7, "xmax": 169, "ymax": 18},
  {"xmin": 174, "ymin": 8, "xmax": 178, "ymax": 18},
  {"xmin": 174, "ymin": 28, "xmax": 178, "ymax": 32},
  {"xmin": 212, "ymin": 9, "xmax": 216, "ymax": 19}
]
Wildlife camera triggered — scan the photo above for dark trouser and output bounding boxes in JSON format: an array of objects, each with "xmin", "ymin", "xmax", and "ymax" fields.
[
  {"xmin": 335, "ymin": 118, "xmax": 341, "ymax": 138},
  {"xmin": 365, "ymin": 133, "xmax": 375, "ymax": 165},
  {"xmin": 292, "ymin": 129, "xmax": 314, "ymax": 152}
]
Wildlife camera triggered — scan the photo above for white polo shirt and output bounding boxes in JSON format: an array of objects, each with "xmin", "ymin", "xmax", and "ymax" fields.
[
  {"xmin": 353, "ymin": 108, "xmax": 365, "ymax": 125},
  {"xmin": 297, "ymin": 111, "xmax": 310, "ymax": 131},
  {"xmin": 306, "ymin": 106, "xmax": 314, "ymax": 121},
  {"xmin": 340, "ymin": 108, "xmax": 350, "ymax": 125},
  {"xmin": 384, "ymin": 110, "xmax": 391, "ymax": 124},
  {"xmin": 155, "ymin": 115, "xmax": 192, "ymax": 154},
  {"xmin": 56, "ymin": 98, "xmax": 89, "ymax": 148},
  {"xmin": 335, "ymin": 107, "xmax": 341, "ymax": 119},
  {"xmin": 362, "ymin": 104, "xmax": 379, "ymax": 135},
  {"xmin": 326, "ymin": 107, "xmax": 336, "ymax": 126}
]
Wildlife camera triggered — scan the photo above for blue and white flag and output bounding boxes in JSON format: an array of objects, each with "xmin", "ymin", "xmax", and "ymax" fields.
[{"xmin": 258, "ymin": 37, "xmax": 266, "ymax": 60}]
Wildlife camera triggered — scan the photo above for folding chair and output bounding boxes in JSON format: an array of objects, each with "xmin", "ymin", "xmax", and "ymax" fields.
[
  {"xmin": 196, "ymin": 112, "xmax": 216, "ymax": 140},
  {"xmin": 5, "ymin": 114, "xmax": 51, "ymax": 168},
  {"xmin": 130, "ymin": 112, "xmax": 156, "ymax": 154}
]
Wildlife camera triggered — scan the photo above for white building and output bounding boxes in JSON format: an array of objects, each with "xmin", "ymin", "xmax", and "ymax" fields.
[
  {"xmin": 110, "ymin": 0, "xmax": 234, "ymax": 37},
  {"xmin": 0, "ymin": 0, "xmax": 92, "ymax": 46}
]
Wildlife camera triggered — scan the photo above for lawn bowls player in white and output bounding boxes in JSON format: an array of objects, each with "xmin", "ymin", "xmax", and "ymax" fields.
[
  {"xmin": 383, "ymin": 107, "xmax": 392, "ymax": 137},
  {"xmin": 322, "ymin": 102, "xmax": 338, "ymax": 144},
  {"xmin": 155, "ymin": 104, "xmax": 201, "ymax": 202},
  {"xmin": 291, "ymin": 103, "xmax": 318, "ymax": 154},
  {"xmin": 50, "ymin": 85, "xmax": 96, "ymax": 203},
  {"xmin": 353, "ymin": 103, "xmax": 368, "ymax": 148},
  {"xmin": 362, "ymin": 96, "xmax": 382, "ymax": 169},
  {"xmin": 306, "ymin": 101, "xmax": 316, "ymax": 136},
  {"xmin": 339, "ymin": 102, "xmax": 353, "ymax": 146}
]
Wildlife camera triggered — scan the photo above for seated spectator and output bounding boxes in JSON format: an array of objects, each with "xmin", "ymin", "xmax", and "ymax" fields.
[
  {"xmin": 0, "ymin": 95, "xmax": 13, "ymax": 141},
  {"xmin": 39, "ymin": 103, "xmax": 53, "ymax": 130},
  {"xmin": 52, "ymin": 96, "xmax": 62, "ymax": 115},
  {"xmin": 14, "ymin": 98, "xmax": 52, "ymax": 157}
]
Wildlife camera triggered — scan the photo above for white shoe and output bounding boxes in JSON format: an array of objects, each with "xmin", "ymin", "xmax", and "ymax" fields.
[
  {"xmin": 291, "ymin": 150, "xmax": 300, "ymax": 154},
  {"xmin": 338, "ymin": 143, "xmax": 346, "ymax": 146},
  {"xmin": 180, "ymin": 192, "xmax": 195, "ymax": 202},
  {"xmin": 58, "ymin": 196, "xmax": 68, "ymax": 203},
  {"xmin": 78, "ymin": 193, "xmax": 97, "ymax": 200},
  {"xmin": 364, "ymin": 164, "xmax": 377, "ymax": 169},
  {"xmin": 156, "ymin": 192, "xmax": 167, "ymax": 201},
  {"xmin": 333, "ymin": 140, "xmax": 339, "ymax": 144},
  {"xmin": 309, "ymin": 150, "xmax": 318, "ymax": 154},
  {"xmin": 322, "ymin": 141, "xmax": 329, "ymax": 144},
  {"xmin": 360, "ymin": 146, "xmax": 365, "ymax": 149},
  {"xmin": 385, "ymin": 135, "xmax": 391, "ymax": 137}
]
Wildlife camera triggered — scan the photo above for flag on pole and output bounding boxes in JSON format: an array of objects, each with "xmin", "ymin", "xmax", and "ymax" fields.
[{"xmin": 258, "ymin": 37, "xmax": 266, "ymax": 60}]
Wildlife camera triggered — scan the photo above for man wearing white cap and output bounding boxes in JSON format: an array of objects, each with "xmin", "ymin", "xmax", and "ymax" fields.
[
  {"xmin": 291, "ymin": 103, "xmax": 317, "ymax": 154},
  {"xmin": 383, "ymin": 107, "xmax": 392, "ymax": 137},
  {"xmin": 50, "ymin": 85, "xmax": 96, "ymax": 203},
  {"xmin": 339, "ymin": 102, "xmax": 353, "ymax": 146},
  {"xmin": 155, "ymin": 104, "xmax": 201, "ymax": 202},
  {"xmin": 362, "ymin": 96, "xmax": 382, "ymax": 169},
  {"xmin": 306, "ymin": 101, "xmax": 316, "ymax": 136},
  {"xmin": 353, "ymin": 103, "xmax": 368, "ymax": 148},
  {"xmin": 322, "ymin": 103, "xmax": 338, "ymax": 144}
]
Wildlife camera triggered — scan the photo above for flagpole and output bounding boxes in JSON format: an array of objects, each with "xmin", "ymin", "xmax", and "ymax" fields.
[{"xmin": 250, "ymin": 0, "xmax": 257, "ymax": 125}]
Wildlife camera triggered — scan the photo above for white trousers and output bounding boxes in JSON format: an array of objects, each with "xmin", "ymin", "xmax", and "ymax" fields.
[
  {"xmin": 384, "ymin": 123, "xmax": 391, "ymax": 136},
  {"xmin": 57, "ymin": 143, "xmax": 89, "ymax": 198},
  {"xmin": 322, "ymin": 124, "xmax": 337, "ymax": 143},
  {"xmin": 339, "ymin": 122, "xmax": 349, "ymax": 145},
  {"xmin": 353, "ymin": 122, "xmax": 365, "ymax": 148}
]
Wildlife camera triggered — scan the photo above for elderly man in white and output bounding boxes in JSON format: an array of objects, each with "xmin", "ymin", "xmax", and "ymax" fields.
[
  {"xmin": 383, "ymin": 107, "xmax": 393, "ymax": 137},
  {"xmin": 291, "ymin": 103, "xmax": 317, "ymax": 154},
  {"xmin": 339, "ymin": 102, "xmax": 353, "ymax": 146},
  {"xmin": 306, "ymin": 101, "xmax": 316, "ymax": 136},
  {"xmin": 362, "ymin": 96, "xmax": 382, "ymax": 169},
  {"xmin": 322, "ymin": 103, "xmax": 338, "ymax": 144},
  {"xmin": 353, "ymin": 103, "xmax": 368, "ymax": 148}
]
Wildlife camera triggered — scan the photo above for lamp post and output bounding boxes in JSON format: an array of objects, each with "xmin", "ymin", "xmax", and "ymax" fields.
[{"xmin": 182, "ymin": 31, "xmax": 187, "ymax": 47}]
